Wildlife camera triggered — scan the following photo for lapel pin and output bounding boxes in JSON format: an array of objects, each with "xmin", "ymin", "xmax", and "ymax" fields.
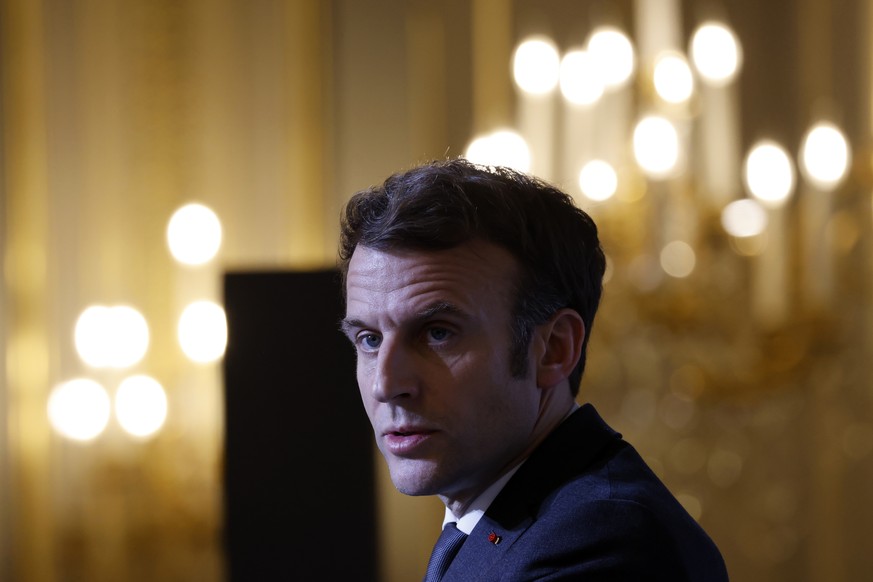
[{"xmin": 487, "ymin": 531, "xmax": 502, "ymax": 545}]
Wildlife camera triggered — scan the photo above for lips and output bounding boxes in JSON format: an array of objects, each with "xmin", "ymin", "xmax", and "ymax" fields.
[{"xmin": 382, "ymin": 427, "xmax": 437, "ymax": 456}]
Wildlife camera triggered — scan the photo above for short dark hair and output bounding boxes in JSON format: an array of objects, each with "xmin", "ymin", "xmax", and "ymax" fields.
[{"xmin": 338, "ymin": 158, "xmax": 606, "ymax": 396}]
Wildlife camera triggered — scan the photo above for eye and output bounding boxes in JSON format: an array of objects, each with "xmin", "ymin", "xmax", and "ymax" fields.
[
  {"xmin": 426, "ymin": 326, "xmax": 452, "ymax": 343},
  {"xmin": 357, "ymin": 333, "xmax": 382, "ymax": 352}
]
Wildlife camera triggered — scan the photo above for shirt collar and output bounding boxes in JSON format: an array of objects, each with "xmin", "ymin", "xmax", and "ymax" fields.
[{"xmin": 442, "ymin": 463, "xmax": 522, "ymax": 535}]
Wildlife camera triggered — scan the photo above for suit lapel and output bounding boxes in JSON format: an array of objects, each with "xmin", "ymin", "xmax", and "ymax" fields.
[{"xmin": 441, "ymin": 512, "xmax": 532, "ymax": 581}]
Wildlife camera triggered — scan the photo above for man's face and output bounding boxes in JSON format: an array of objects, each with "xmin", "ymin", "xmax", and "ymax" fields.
[{"xmin": 343, "ymin": 241, "xmax": 542, "ymax": 506}]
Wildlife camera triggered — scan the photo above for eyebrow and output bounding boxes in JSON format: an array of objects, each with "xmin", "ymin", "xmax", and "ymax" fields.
[
  {"xmin": 339, "ymin": 301, "xmax": 468, "ymax": 337},
  {"xmin": 339, "ymin": 318, "xmax": 365, "ymax": 337},
  {"xmin": 415, "ymin": 301, "xmax": 466, "ymax": 322}
]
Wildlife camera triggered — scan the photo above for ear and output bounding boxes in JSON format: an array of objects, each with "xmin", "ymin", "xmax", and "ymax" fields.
[{"xmin": 534, "ymin": 309, "xmax": 585, "ymax": 390}]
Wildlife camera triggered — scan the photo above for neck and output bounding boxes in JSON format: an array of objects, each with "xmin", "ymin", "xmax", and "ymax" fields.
[{"xmin": 440, "ymin": 388, "xmax": 577, "ymax": 518}]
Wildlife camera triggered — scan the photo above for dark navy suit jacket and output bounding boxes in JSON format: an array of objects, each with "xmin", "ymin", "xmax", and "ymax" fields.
[{"xmin": 439, "ymin": 404, "xmax": 729, "ymax": 581}]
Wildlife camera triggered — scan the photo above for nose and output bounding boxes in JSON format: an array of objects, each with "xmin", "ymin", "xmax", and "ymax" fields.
[{"xmin": 371, "ymin": 338, "xmax": 418, "ymax": 402}]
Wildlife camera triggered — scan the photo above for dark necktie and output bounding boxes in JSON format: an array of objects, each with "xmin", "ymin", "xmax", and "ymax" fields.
[{"xmin": 424, "ymin": 522, "xmax": 468, "ymax": 582}]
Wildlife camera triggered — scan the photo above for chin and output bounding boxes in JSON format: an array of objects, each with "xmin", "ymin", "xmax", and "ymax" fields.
[
  {"xmin": 393, "ymin": 483, "xmax": 435, "ymax": 497},
  {"xmin": 386, "ymin": 462, "xmax": 444, "ymax": 497}
]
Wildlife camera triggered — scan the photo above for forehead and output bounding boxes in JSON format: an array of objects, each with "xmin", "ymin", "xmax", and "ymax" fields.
[{"xmin": 345, "ymin": 241, "xmax": 519, "ymax": 319}]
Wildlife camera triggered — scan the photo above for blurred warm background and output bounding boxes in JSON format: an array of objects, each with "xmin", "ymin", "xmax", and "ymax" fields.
[{"xmin": 2, "ymin": 0, "xmax": 872, "ymax": 580}]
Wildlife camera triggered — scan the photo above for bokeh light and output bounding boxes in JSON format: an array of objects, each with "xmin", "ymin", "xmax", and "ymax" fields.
[
  {"xmin": 464, "ymin": 130, "xmax": 531, "ymax": 173},
  {"xmin": 660, "ymin": 240, "xmax": 696, "ymax": 278},
  {"xmin": 74, "ymin": 305, "xmax": 150, "ymax": 369},
  {"xmin": 708, "ymin": 449, "xmax": 744, "ymax": 488},
  {"xmin": 690, "ymin": 22, "xmax": 742, "ymax": 86},
  {"xmin": 47, "ymin": 378, "xmax": 111, "ymax": 442},
  {"xmin": 744, "ymin": 141, "xmax": 795, "ymax": 207},
  {"xmin": 178, "ymin": 300, "xmax": 228, "ymax": 363},
  {"xmin": 559, "ymin": 50, "xmax": 603, "ymax": 105},
  {"xmin": 653, "ymin": 51, "xmax": 694, "ymax": 104},
  {"xmin": 633, "ymin": 116, "xmax": 680, "ymax": 178},
  {"xmin": 721, "ymin": 198, "xmax": 768, "ymax": 238},
  {"xmin": 800, "ymin": 122, "xmax": 851, "ymax": 190},
  {"xmin": 115, "ymin": 375, "xmax": 168, "ymax": 439},
  {"xmin": 578, "ymin": 160, "xmax": 618, "ymax": 201},
  {"xmin": 512, "ymin": 37, "xmax": 561, "ymax": 95},
  {"xmin": 167, "ymin": 203, "xmax": 223, "ymax": 266},
  {"xmin": 587, "ymin": 27, "xmax": 635, "ymax": 89}
]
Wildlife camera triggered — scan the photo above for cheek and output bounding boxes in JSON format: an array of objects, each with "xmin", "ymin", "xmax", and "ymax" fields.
[
  {"xmin": 356, "ymin": 354, "xmax": 376, "ymax": 385},
  {"xmin": 449, "ymin": 362, "xmax": 505, "ymax": 413},
  {"xmin": 356, "ymin": 368, "xmax": 376, "ymax": 413}
]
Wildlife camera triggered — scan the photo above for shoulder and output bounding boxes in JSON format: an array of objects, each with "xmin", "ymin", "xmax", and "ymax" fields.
[
  {"xmin": 483, "ymin": 407, "xmax": 728, "ymax": 580},
  {"xmin": 497, "ymin": 482, "xmax": 727, "ymax": 581},
  {"xmin": 507, "ymin": 498, "xmax": 687, "ymax": 579}
]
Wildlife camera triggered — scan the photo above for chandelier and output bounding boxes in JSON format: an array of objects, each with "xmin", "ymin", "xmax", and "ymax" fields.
[{"xmin": 463, "ymin": 16, "xmax": 854, "ymax": 363}]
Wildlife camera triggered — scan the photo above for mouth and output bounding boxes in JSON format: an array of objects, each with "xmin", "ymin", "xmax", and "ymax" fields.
[
  {"xmin": 382, "ymin": 428, "xmax": 437, "ymax": 455},
  {"xmin": 390, "ymin": 429, "xmax": 425, "ymax": 437}
]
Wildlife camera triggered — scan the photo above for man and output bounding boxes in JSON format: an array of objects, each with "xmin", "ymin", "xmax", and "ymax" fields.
[{"xmin": 339, "ymin": 159, "xmax": 728, "ymax": 581}]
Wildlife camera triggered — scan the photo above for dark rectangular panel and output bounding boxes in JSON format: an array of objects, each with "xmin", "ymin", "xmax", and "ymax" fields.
[{"xmin": 223, "ymin": 270, "xmax": 376, "ymax": 581}]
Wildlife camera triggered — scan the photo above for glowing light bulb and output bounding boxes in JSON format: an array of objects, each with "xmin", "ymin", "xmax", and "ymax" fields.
[
  {"xmin": 587, "ymin": 27, "xmax": 635, "ymax": 89},
  {"xmin": 115, "ymin": 375, "xmax": 168, "ymax": 439},
  {"xmin": 653, "ymin": 51, "xmax": 694, "ymax": 104},
  {"xmin": 75, "ymin": 306, "xmax": 113, "ymax": 367},
  {"xmin": 74, "ymin": 305, "xmax": 149, "ymax": 369},
  {"xmin": 47, "ymin": 378, "xmax": 111, "ymax": 442},
  {"xmin": 559, "ymin": 50, "xmax": 604, "ymax": 105},
  {"xmin": 633, "ymin": 116, "xmax": 680, "ymax": 178},
  {"xmin": 178, "ymin": 300, "xmax": 228, "ymax": 363},
  {"xmin": 690, "ymin": 22, "xmax": 742, "ymax": 86},
  {"xmin": 513, "ymin": 37, "xmax": 561, "ymax": 95},
  {"xmin": 744, "ymin": 141, "xmax": 795, "ymax": 207},
  {"xmin": 721, "ymin": 199, "xmax": 768, "ymax": 237},
  {"xmin": 800, "ymin": 122, "xmax": 851, "ymax": 190},
  {"xmin": 660, "ymin": 241, "xmax": 696, "ymax": 278},
  {"xmin": 464, "ymin": 130, "xmax": 531, "ymax": 173},
  {"xmin": 579, "ymin": 160, "xmax": 618, "ymax": 201},
  {"xmin": 167, "ymin": 203, "xmax": 223, "ymax": 266}
]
